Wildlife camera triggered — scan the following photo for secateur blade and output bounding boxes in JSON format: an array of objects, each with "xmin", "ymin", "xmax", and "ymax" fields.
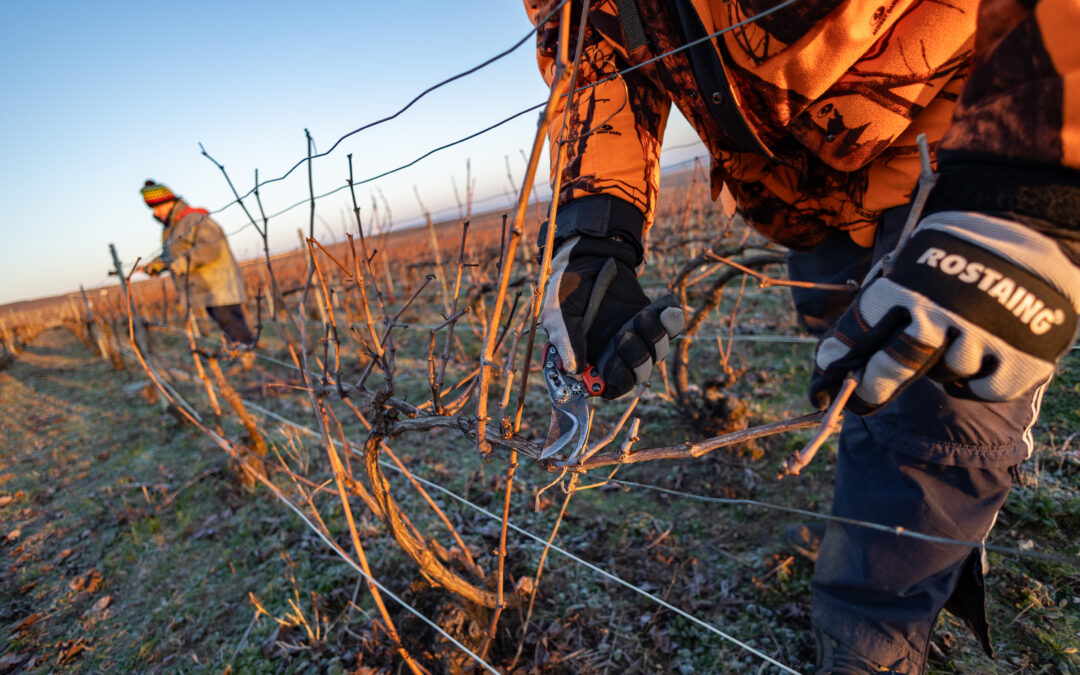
[{"xmin": 539, "ymin": 343, "xmax": 602, "ymax": 462}]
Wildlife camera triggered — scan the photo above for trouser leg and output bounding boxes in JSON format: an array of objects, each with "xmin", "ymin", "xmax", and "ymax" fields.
[
  {"xmin": 788, "ymin": 207, "xmax": 1045, "ymax": 673},
  {"xmin": 206, "ymin": 304, "xmax": 255, "ymax": 345},
  {"xmin": 786, "ymin": 228, "xmax": 872, "ymax": 336},
  {"xmin": 811, "ymin": 416, "xmax": 1015, "ymax": 672}
]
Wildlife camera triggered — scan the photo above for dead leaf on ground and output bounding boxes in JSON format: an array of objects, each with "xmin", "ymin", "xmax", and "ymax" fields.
[
  {"xmin": 5, "ymin": 529, "xmax": 20, "ymax": 542},
  {"xmin": 85, "ymin": 570, "xmax": 104, "ymax": 594},
  {"xmin": 514, "ymin": 575, "xmax": 536, "ymax": 597},
  {"xmin": 68, "ymin": 569, "xmax": 103, "ymax": 594},
  {"xmin": 83, "ymin": 595, "xmax": 111, "ymax": 618},
  {"xmin": 9, "ymin": 613, "xmax": 41, "ymax": 635},
  {"xmin": 55, "ymin": 638, "xmax": 89, "ymax": 666}
]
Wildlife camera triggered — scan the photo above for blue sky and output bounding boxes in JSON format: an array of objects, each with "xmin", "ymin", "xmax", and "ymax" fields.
[{"xmin": 0, "ymin": 1, "xmax": 703, "ymax": 305}]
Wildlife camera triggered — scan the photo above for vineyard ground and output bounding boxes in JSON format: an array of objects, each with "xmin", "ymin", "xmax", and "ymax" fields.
[{"xmin": 1, "ymin": 303, "xmax": 1079, "ymax": 672}]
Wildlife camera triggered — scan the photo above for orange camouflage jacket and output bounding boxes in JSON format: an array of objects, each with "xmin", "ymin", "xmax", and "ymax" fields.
[{"xmin": 526, "ymin": 0, "xmax": 1080, "ymax": 257}]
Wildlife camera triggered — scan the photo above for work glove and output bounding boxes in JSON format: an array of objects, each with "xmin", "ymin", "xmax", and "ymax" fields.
[
  {"xmin": 141, "ymin": 259, "xmax": 167, "ymax": 277},
  {"xmin": 810, "ymin": 211, "xmax": 1080, "ymax": 415},
  {"xmin": 541, "ymin": 234, "xmax": 685, "ymax": 399}
]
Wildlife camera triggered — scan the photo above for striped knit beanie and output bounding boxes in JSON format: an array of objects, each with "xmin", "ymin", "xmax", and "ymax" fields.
[{"xmin": 141, "ymin": 179, "xmax": 176, "ymax": 206}]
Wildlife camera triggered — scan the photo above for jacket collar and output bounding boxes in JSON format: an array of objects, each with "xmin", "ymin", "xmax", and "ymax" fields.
[{"xmin": 163, "ymin": 199, "xmax": 191, "ymax": 230}]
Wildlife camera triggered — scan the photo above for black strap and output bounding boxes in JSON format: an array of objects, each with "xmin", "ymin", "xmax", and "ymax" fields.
[
  {"xmin": 614, "ymin": 0, "xmax": 648, "ymax": 50},
  {"xmin": 660, "ymin": 0, "xmax": 774, "ymax": 158}
]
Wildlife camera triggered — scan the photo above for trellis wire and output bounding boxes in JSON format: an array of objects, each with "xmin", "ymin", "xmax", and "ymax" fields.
[
  {"xmin": 604, "ymin": 479, "xmax": 1080, "ymax": 567},
  {"xmin": 121, "ymin": 342, "xmax": 801, "ymax": 671},
  {"xmin": 176, "ymin": 343, "xmax": 1079, "ymax": 565},
  {"xmin": 206, "ymin": 0, "xmax": 789, "ymax": 218},
  {"xmin": 137, "ymin": 0, "xmax": 796, "ymax": 264},
  {"xmin": 253, "ymin": 457, "xmax": 500, "ymax": 675},
  {"xmin": 389, "ymin": 463, "xmax": 803, "ymax": 674},
  {"xmin": 113, "ymin": 346, "xmax": 498, "ymax": 673},
  {"xmin": 210, "ymin": 0, "xmax": 572, "ymax": 215},
  {"xmin": 76, "ymin": 328, "xmax": 1080, "ymax": 674},
  {"xmin": 104, "ymin": 0, "xmax": 1080, "ymax": 667}
]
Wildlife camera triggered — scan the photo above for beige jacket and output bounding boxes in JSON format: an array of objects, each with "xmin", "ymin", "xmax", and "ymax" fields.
[{"xmin": 156, "ymin": 200, "xmax": 245, "ymax": 310}]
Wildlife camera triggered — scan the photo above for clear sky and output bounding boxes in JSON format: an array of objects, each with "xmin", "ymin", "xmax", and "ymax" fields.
[{"xmin": 0, "ymin": 1, "xmax": 703, "ymax": 306}]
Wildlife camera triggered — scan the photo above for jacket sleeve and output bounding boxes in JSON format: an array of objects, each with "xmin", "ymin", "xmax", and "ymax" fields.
[
  {"xmin": 167, "ymin": 214, "xmax": 226, "ymax": 275},
  {"xmin": 526, "ymin": 0, "xmax": 671, "ymax": 247},
  {"xmin": 933, "ymin": 0, "xmax": 1080, "ymax": 264}
]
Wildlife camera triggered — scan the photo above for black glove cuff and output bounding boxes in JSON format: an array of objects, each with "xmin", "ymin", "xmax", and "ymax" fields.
[
  {"xmin": 927, "ymin": 152, "xmax": 1080, "ymax": 233},
  {"xmin": 537, "ymin": 195, "xmax": 646, "ymax": 266},
  {"xmin": 564, "ymin": 234, "xmax": 640, "ymax": 268}
]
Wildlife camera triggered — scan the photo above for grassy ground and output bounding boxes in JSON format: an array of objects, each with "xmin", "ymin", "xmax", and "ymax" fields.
[
  {"xmin": 1, "ymin": 282, "xmax": 1078, "ymax": 674},
  {"xmin": 0, "ymin": 330, "xmax": 407, "ymax": 672}
]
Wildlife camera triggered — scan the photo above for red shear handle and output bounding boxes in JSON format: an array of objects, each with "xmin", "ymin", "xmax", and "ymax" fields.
[{"xmin": 582, "ymin": 364, "xmax": 605, "ymax": 397}]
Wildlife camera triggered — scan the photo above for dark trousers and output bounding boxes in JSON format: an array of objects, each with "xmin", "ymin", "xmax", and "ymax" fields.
[
  {"xmin": 206, "ymin": 304, "xmax": 255, "ymax": 346},
  {"xmin": 788, "ymin": 211, "xmax": 1044, "ymax": 672}
]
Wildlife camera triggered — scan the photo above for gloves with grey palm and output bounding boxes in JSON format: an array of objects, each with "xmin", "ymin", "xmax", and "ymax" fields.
[
  {"xmin": 541, "ymin": 234, "xmax": 685, "ymax": 399},
  {"xmin": 809, "ymin": 212, "xmax": 1080, "ymax": 415}
]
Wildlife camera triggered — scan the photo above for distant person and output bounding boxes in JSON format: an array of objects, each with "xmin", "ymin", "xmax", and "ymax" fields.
[{"xmin": 139, "ymin": 180, "xmax": 255, "ymax": 347}]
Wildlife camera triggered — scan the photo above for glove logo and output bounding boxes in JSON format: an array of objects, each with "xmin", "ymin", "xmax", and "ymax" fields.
[{"xmin": 916, "ymin": 246, "xmax": 1067, "ymax": 336}]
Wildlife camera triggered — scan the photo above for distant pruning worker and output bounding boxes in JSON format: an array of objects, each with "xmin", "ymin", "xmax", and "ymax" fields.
[
  {"xmin": 526, "ymin": 0, "xmax": 1080, "ymax": 672},
  {"xmin": 139, "ymin": 180, "xmax": 256, "ymax": 347}
]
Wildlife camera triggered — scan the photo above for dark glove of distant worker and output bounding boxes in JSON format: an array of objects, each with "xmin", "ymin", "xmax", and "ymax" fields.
[
  {"xmin": 541, "ymin": 233, "xmax": 685, "ymax": 400},
  {"xmin": 810, "ymin": 212, "xmax": 1080, "ymax": 415},
  {"xmin": 141, "ymin": 259, "xmax": 168, "ymax": 277}
]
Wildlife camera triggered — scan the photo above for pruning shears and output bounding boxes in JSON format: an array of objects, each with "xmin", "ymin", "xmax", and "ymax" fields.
[
  {"xmin": 539, "ymin": 343, "xmax": 605, "ymax": 462},
  {"xmin": 539, "ymin": 259, "xmax": 616, "ymax": 464}
]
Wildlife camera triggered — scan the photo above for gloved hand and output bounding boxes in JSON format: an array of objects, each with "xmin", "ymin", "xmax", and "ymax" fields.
[
  {"xmin": 810, "ymin": 211, "xmax": 1080, "ymax": 415},
  {"xmin": 541, "ymin": 234, "xmax": 685, "ymax": 399},
  {"xmin": 141, "ymin": 259, "xmax": 168, "ymax": 277}
]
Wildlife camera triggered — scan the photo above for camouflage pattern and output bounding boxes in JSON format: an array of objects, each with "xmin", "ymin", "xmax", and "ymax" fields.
[
  {"xmin": 526, "ymin": 0, "xmax": 1077, "ymax": 252},
  {"xmin": 938, "ymin": 0, "xmax": 1079, "ymax": 167}
]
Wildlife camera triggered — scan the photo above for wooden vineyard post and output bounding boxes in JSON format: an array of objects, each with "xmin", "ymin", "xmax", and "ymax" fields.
[
  {"xmin": 79, "ymin": 284, "xmax": 111, "ymax": 363},
  {"xmin": 0, "ymin": 318, "xmax": 16, "ymax": 355},
  {"xmin": 109, "ymin": 243, "xmax": 151, "ymax": 355},
  {"xmin": 160, "ymin": 278, "xmax": 169, "ymax": 325}
]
